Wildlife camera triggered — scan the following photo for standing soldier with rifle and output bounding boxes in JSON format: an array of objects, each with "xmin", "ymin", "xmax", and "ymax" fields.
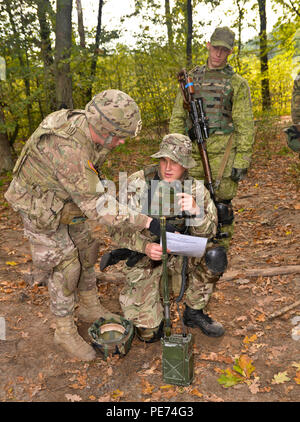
[{"xmin": 169, "ymin": 27, "xmax": 255, "ymax": 249}]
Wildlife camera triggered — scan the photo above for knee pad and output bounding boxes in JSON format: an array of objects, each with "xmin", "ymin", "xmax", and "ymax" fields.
[
  {"xmin": 56, "ymin": 250, "xmax": 81, "ymax": 296},
  {"xmin": 80, "ymin": 238, "xmax": 100, "ymax": 269},
  {"xmin": 205, "ymin": 246, "xmax": 228, "ymax": 274}
]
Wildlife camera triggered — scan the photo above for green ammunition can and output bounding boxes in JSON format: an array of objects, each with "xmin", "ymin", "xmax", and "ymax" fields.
[{"xmin": 161, "ymin": 333, "xmax": 194, "ymax": 386}]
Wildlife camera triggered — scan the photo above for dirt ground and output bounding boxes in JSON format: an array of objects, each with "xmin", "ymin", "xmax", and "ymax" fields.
[{"xmin": 0, "ymin": 117, "xmax": 299, "ymax": 404}]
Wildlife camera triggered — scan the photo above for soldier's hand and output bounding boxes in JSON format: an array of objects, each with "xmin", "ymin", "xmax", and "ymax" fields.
[
  {"xmin": 176, "ymin": 193, "xmax": 200, "ymax": 215},
  {"xmin": 145, "ymin": 243, "xmax": 170, "ymax": 261}
]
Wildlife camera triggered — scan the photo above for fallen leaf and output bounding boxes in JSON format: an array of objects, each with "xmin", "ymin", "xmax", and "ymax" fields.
[
  {"xmin": 218, "ymin": 368, "xmax": 244, "ymax": 388},
  {"xmin": 6, "ymin": 261, "xmax": 18, "ymax": 266},
  {"xmin": 190, "ymin": 388, "xmax": 203, "ymax": 398},
  {"xmin": 294, "ymin": 371, "xmax": 300, "ymax": 385},
  {"xmin": 141, "ymin": 379, "xmax": 155, "ymax": 395},
  {"xmin": 247, "ymin": 377, "xmax": 260, "ymax": 394},
  {"xmin": 234, "ymin": 355, "xmax": 256, "ymax": 379},
  {"xmin": 243, "ymin": 334, "xmax": 257, "ymax": 344},
  {"xmin": 111, "ymin": 389, "xmax": 124, "ymax": 400},
  {"xmin": 272, "ymin": 371, "xmax": 291, "ymax": 384}
]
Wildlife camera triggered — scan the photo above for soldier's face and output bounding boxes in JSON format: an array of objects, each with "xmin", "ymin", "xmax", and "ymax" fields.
[
  {"xmin": 207, "ymin": 42, "xmax": 232, "ymax": 68},
  {"xmin": 159, "ymin": 157, "xmax": 185, "ymax": 182}
]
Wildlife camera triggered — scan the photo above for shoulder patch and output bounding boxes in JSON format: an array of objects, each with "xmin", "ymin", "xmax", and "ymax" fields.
[{"xmin": 87, "ymin": 160, "xmax": 98, "ymax": 174}]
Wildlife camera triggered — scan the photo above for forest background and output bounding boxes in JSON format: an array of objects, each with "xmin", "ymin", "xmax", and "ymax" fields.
[{"xmin": 0, "ymin": 0, "xmax": 299, "ymax": 173}]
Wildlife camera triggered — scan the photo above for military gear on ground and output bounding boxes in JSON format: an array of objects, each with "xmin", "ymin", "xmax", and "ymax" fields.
[
  {"xmin": 54, "ymin": 314, "xmax": 96, "ymax": 361},
  {"xmin": 77, "ymin": 288, "xmax": 119, "ymax": 323},
  {"xmin": 160, "ymin": 217, "xmax": 194, "ymax": 386},
  {"xmin": 151, "ymin": 133, "xmax": 196, "ymax": 169},
  {"xmin": 136, "ymin": 320, "xmax": 165, "ymax": 343},
  {"xmin": 210, "ymin": 26, "xmax": 235, "ymax": 50},
  {"xmin": 230, "ymin": 167, "xmax": 248, "ymax": 182},
  {"xmin": 284, "ymin": 124, "xmax": 300, "ymax": 152},
  {"xmin": 183, "ymin": 305, "xmax": 225, "ymax": 337},
  {"xmin": 204, "ymin": 246, "xmax": 228, "ymax": 274},
  {"xmin": 88, "ymin": 316, "xmax": 134, "ymax": 360},
  {"xmin": 85, "ymin": 89, "xmax": 142, "ymax": 139}
]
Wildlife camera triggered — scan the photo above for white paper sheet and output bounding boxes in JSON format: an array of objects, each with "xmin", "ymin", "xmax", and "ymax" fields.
[{"xmin": 162, "ymin": 232, "xmax": 207, "ymax": 258}]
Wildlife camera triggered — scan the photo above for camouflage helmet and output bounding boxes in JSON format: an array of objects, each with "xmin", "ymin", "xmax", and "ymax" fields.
[
  {"xmin": 85, "ymin": 89, "xmax": 142, "ymax": 138},
  {"xmin": 151, "ymin": 133, "xmax": 196, "ymax": 169}
]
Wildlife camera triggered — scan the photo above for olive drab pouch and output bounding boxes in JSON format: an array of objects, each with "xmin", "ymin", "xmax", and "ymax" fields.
[{"xmin": 161, "ymin": 333, "xmax": 194, "ymax": 386}]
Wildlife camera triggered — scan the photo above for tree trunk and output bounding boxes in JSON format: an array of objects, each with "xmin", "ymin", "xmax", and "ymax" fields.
[
  {"xmin": 76, "ymin": 0, "xmax": 86, "ymax": 48},
  {"xmin": 186, "ymin": 0, "xmax": 193, "ymax": 69},
  {"xmin": 165, "ymin": 0, "xmax": 173, "ymax": 49},
  {"xmin": 87, "ymin": 0, "xmax": 104, "ymax": 100},
  {"xmin": 55, "ymin": 0, "xmax": 73, "ymax": 109},
  {"xmin": 36, "ymin": 0, "xmax": 56, "ymax": 113},
  {"xmin": 4, "ymin": 0, "xmax": 33, "ymax": 133},
  {"xmin": 258, "ymin": 0, "xmax": 271, "ymax": 111}
]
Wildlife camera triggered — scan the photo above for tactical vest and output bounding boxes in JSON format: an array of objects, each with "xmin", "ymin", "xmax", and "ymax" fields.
[
  {"xmin": 190, "ymin": 64, "xmax": 235, "ymax": 135},
  {"xmin": 6, "ymin": 109, "xmax": 104, "ymax": 229},
  {"xmin": 142, "ymin": 165, "xmax": 190, "ymax": 234}
]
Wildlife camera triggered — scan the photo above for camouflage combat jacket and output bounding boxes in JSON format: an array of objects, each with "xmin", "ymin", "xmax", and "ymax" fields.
[
  {"xmin": 107, "ymin": 165, "xmax": 218, "ymax": 254},
  {"xmin": 169, "ymin": 62, "xmax": 255, "ymax": 200},
  {"xmin": 4, "ymin": 109, "xmax": 148, "ymax": 237}
]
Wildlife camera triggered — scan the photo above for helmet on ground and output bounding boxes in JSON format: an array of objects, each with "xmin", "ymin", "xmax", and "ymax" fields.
[
  {"xmin": 88, "ymin": 315, "xmax": 134, "ymax": 360},
  {"xmin": 85, "ymin": 89, "xmax": 142, "ymax": 139}
]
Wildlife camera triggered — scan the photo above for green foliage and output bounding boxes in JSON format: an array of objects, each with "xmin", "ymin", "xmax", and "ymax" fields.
[{"xmin": 0, "ymin": 0, "xmax": 299, "ymax": 151}]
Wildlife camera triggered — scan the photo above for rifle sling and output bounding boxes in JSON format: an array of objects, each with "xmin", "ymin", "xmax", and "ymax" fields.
[{"xmin": 214, "ymin": 132, "xmax": 234, "ymax": 189}]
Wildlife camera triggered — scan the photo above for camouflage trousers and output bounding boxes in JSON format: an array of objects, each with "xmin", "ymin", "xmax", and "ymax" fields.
[
  {"xmin": 119, "ymin": 251, "xmax": 220, "ymax": 329},
  {"xmin": 20, "ymin": 213, "xmax": 99, "ymax": 317}
]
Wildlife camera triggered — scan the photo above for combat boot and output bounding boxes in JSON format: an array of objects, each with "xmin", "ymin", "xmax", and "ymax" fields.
[
  {"xmin": 77, "ymin": 288, "xmax": 117, "ymax": 323},
  {"xmin": 54, "ymin": 314, "xmax": 96, "ymax": 361},
  {"xmin": 183, "ymin": 305, "xmax": 225, "ymax": 337}
]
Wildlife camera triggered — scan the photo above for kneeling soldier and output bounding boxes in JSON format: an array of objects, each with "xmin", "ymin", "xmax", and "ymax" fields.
[{"xmin": 102, "ymin": 134, "xmax": 228, "ymax": 342}]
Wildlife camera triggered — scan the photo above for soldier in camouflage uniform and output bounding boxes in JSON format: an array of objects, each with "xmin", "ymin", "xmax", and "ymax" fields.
[
  {"xmin": 169, "ymin": 27, "xmax": 255, "ymax": 249},
  {"xmin": 103, "ymin": 134, "xmax": 228, "ymax": 341},
  {"xmin": 4, "ymin": 90, "xmax": 167, "ymax": 361}
]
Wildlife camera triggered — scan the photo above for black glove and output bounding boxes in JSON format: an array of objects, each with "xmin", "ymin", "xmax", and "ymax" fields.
[
  {"xmin": 149, "ymin": 218, "xmax": 176, "ymax": 237},
  {"xmin": 230, "ymin": 167, "xmax": 248, "ymax": 182}
]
